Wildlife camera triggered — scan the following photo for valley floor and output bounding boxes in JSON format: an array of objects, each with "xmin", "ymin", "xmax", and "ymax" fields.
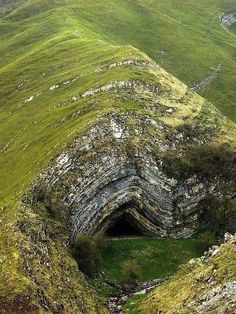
[
  {"xmin": 101, "ymin": 237, "xmax": 204, "ymax": 282},
  {"xmin": 91, "ymin": 236, "xmax": 205, "ymax": 313}
]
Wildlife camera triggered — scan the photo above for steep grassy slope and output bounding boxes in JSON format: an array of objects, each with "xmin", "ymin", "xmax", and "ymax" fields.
[
  {"xmin": 63, "ymin": 0, "xmax": 236, "ymax": 119},
  {"xmin": 140, "ymin": 234, "xmax": 236, "ymax": 313},
  {"xmin": 1, "ymin": 0, "xmax": 236, "ymax": 205},
  {"xmin": 0, "ymin": 36, "xmax": 153, "ymax": 313},
  {"xmin": 2, "ymin": 0, "xmax": 236, "ymax": 120},
  {"xmin": 0, "ymin": 1, "xmax": 236, "ymax": 312},
  {"xmin": 0, "ymin": 3, "xmax": 152, "ymax": 312}
]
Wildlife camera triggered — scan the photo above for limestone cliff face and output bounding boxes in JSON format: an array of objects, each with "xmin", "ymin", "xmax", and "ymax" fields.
[
  {"xmin": 30, "ymin": 107, "xmax": 230, "ymax": 239},
  {"xmin": 26, "ymin": 54, "xmax": 236, "ymax": 240}
]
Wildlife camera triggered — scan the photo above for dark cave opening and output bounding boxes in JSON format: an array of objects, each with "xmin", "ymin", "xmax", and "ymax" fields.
[{"xmin": 105, "ymin": 215, "xmax": 143, "ymax": 238}]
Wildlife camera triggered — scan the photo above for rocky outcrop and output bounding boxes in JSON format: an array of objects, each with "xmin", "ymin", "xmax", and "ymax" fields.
[
  {"xmin": 139, "ymin": 233, "xmax": 236, "ymax": 313},
  {"xmin": 30, "ymin": 109, "xmax": 224, "ymax": 239},
  {"xmin": 191, "ymin": 64, "xmax": 222, "ymax": 93},
  {"xmin": 98, "ymin": 59, "xmax": 156, "ymax": 72},
  {"xmin": 220, "ymin": 12, "xmax": 236, "ymax": 30},
  {"xmin": 21, "ymin": 26, "xmax": 235, "ymax": 242},
  {"xmin": 1, "ymin": 1, "xmax": 236, "ymax": 313},
  {"xmin": 66, "ymin": 79, "xmax": 160, "ymax": 104},
  {"xmin": 14, "ymin": 205, "xmax": 107, "ymax": 314}
]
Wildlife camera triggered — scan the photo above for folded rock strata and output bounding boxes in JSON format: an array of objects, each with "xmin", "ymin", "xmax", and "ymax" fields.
[
  {"xmin": 26, "ymin": 46, "xmax": 235, "ymax": 240},
  {"xmin": 30, "ymin": 108, "xmax": 229, "ymax": 238}
]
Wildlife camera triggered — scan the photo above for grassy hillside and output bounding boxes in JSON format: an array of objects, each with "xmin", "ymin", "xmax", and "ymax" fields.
[
  {"xmin": 64, "ymin": 0, "xmax": 236, "ymax": 120},
  {"xmin": 140, "ymin": 234, "xmax": 236, "ymax": 313},
  {"xmin": 1, "ymin": 0, "xmax": 236, "ymax": 120},
  {"xmin": 1, "ymin": 0, "xmax": 236, "ymax": 202},
  {"xmin": 0, "ymin": 0, "xmax": 236, "ymax": 312},
  {"xmin": 230, "ymin": 22, "xmax": 236, "ymax": 35}
]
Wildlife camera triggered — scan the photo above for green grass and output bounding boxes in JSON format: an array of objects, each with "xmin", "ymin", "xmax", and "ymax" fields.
[
  {"xmin": 0, "ymin": 0, "xmax": 236, "ymax": 204},
  {"xmin": 1, "ymin": 1, "xmax": 236, "ymax": 121},
  {"xmin": 123, "ymin": 294, "xmax": 146, "ymax": 314},
  {"xmin": 67, "ymin": 0, "xmax": 236, "ymax": 120},
  {"xmin": 0, "ymin": 1, "xmax": 235, "ymax": 311},
  {"xmin": 230, "ymin": 22, "xmax": 236, "ymax": 35},
  {"xmin": 139, "ymin": 235, "xmax": 236, "ymax": 314},
  {"xmin": 100, "ymin": 237, "xmax": 205, "ymax": 282},
  {"xmin": 97, "ymin": 237, "xmax": 205, "ymax": 313}
]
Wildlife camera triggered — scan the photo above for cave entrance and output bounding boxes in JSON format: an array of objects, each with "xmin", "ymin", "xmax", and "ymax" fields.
[{"xmin": 105, "ymin": 215, "xmax": 143, "ymax": 238}]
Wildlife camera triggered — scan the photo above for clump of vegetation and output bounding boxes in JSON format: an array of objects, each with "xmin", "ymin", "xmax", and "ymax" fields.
[
  {"xmin": 34, "ymin": 185, "xmax": 69, "ymax": 221},
  {"xmin": 199, "ymin": 195, "xmax": 236, "ymax": 237},
  {"xmin": 197, "ymin": 230, "xmax": 217, "ymax": 251},
  {"xmin": 162, "ymin": 154, "xmax": 194, "ymax": 180},
  {"xmin": 120, "ymin": 260, "xmax": 142, "ymax": 284},
  {"xmin": 163, "ymin": 144, "xmax": 236, "ymax": 181},
  {"xmin": 71, "ymin": 234, "xmax": 107, "ymax": 277}
]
